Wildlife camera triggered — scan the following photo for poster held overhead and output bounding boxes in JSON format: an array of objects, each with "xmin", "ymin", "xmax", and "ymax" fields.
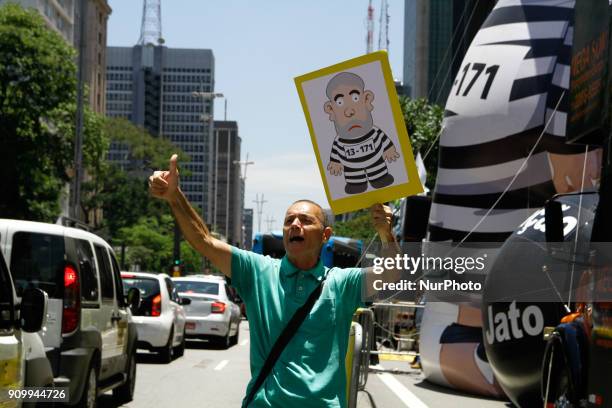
[{"xmin": 295, "ymin": 51, "xmax": 423, "ymax": 214}]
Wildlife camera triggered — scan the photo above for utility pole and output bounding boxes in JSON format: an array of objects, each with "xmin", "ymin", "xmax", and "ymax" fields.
[
  {"xmin": 253, "ymin": 194, "xmax": 267, "ymax": 233},
  {"xmin": 234, "ymin": 153, "xmax": 254, "ymax": 248},
  {"xmin": 265, "ymin": 216, "xmax": 276, "ymax": 233},
  {"xmin": 70, "ymin": 0, "xmax": 88, "ymax": 220},
  {"xmin": 234, "ymin": 152, "xmax": 255, "ymax": 181}
]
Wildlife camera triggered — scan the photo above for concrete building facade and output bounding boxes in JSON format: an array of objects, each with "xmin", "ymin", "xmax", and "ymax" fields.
[
  {"xmin": 212, "ymin": 121, "xmax": 242, "ymax": 245},
  {"xmin": 402, "ymin": 0, "xmax": 495, "ymax": 105},
  {"xmin": 79, "ymin": 0, "xmax": 111, "ymax": 114},
  {"xmin": 106, "ymin": 45, "xmax": 216, "ymax": 221}
]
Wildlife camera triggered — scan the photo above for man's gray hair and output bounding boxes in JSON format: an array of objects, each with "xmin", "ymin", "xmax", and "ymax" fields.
[{"xmin": 326, "ymin": 72, "xmax": 365, "ymax": 100}]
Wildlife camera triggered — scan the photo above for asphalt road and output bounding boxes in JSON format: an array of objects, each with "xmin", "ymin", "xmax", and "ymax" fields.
[{"xmin": 98, "ymin": 321, "xmax": 512, "ymax": 408}]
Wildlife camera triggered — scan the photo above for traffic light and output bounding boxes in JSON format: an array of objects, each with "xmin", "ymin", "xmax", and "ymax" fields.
[{"xmin": 172, "ymin": 259, "xmax": 181, "ymax": 277}]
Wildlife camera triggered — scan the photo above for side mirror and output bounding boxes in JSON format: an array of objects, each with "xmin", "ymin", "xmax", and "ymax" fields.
[
  {"xmin": 20, "ymin": 288, "xmax": 48, "ymax": 333},
  {"xmin": 180, "ymin": 297, "xmax": 191, "ymax": 306},
  {"xmin": 126, "ymin": 287, "xmax": 141, "ymax": 314}
]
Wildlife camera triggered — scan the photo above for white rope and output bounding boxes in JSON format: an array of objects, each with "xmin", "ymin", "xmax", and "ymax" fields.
[
  {"xmin": 566, "ymin": 144, "xmax": 590, "ymax": 309},
  {"xmin": 456, "ymin": 91, "xmax": 566, "ymax": 247}
]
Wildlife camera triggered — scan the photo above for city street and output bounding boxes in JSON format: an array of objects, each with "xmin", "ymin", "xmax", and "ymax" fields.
[{"xmin": 98, "ymin": 321, "xmax": 511, "ymax": 408}]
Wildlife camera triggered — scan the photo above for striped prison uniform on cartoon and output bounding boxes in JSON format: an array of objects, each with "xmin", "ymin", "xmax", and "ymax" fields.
[
  {"xmin": 427, "ymin": 0, "xmax": 591, "ymax": 243},
  {"xmin": 329, "ymin": 127, "xmax": 395, "ymax": 184}
]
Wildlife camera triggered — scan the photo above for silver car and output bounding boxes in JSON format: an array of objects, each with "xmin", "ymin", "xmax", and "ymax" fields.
[
  {"xmin": 121, "ymin": 272, "xmax": 189, "ymax": 363},
  {"xmin": 172, "ymin": 275, "xmax": 241, "ymax": 349}
]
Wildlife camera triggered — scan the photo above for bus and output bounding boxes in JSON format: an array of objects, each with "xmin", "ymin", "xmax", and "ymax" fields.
[{"xmin": 252, "ymin": 232, "xmax": 362, "ymax": 268}]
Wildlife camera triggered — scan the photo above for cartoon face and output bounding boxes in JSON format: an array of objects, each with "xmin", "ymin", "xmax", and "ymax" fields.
[{"xmin": 324, "ymin": 73, "xmax": 375, "ymax": 140}]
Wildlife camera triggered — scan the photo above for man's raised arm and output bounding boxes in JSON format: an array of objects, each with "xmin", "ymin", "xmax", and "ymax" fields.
[
  {"xmin": 149, "ymin": 154, "xmax": 233, "ymax": 277},
  {"xmin": 363, "ymin": 204, "xmax": 402, "ymax": 299}
]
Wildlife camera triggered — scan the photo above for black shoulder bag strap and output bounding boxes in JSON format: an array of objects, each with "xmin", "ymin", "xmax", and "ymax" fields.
[{"xmin": 244, "ymin": 275, "xmax": 328, "ymax": 407}]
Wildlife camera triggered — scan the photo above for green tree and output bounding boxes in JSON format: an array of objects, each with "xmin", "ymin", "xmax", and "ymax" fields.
[
  {"xmin": 72, "ymin": 109, "xmax": 110, "ymax": 226},
  {"xmin": 332, "ymin": 211, "xmax": 377, "ymax": 242},
  {"xmin": 118, "ymin": 214, "xmax": 202, "ymax": 274},
  {"xmin": 104, "ymin": 118, "xmax": 188, "ymax": 171},
  {"xmin": 399, "ymin": 96, "xmax": 443, "ymax": 188},
  {"xmin": 0, "ymin": 4, "xmax": 77, "ymax": 221}
]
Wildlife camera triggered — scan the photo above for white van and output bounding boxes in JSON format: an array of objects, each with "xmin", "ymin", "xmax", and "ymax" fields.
[
  {"xmin": 0, "ymin": 241, "xmax": 49, "ymax": 408},
  {"xmin": 0, "ymin": 220, "xmax": 140, "ymax": 407}
]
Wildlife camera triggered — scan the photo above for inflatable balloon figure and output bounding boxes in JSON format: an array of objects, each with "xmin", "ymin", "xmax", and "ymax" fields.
[{"xmin": 421, "ymin": 0, "xmax": 602, "ymax": 401}]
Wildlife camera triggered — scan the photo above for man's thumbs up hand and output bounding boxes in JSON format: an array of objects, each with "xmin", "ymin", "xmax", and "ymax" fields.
[{"xmin": 149, "ymin": 154, "xmax": 180, "ymax": 201}]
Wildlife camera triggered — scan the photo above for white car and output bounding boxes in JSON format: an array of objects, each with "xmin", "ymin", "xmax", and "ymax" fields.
[
  {"xmin": 121, "ymin": 272, "xmax": 189, "ymax": 363},
  {"xmin": 172, "ymin": 275, "xmax": 241, "ymax": 349}
]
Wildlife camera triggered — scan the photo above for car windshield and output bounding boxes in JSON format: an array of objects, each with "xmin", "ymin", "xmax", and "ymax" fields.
[
  {"xmin": 173, "ymin": 280, "xmax": 219, "ymax": 296},
  {"xmin": 122, "ymin": 277, "xmax": 160, "ymax": 300}
]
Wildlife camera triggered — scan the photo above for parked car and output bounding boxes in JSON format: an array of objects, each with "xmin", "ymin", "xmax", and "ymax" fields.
[
  {"xmin": 121, "ymin": 271, "xmax": 189, "ymax": 362},
  {"xmin": 0, "ymin": 248, "xmax": 49, "ymax": 408},
  {"xmin": 0, "ymin": 219, "xmax": 140, "ymax": 407},
  {"xmin": 172, "ymin": 275, "xmax": 241, "ymax": 348}
]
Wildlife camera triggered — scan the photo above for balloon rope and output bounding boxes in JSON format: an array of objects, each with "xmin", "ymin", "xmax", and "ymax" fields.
[
  {"xmin": 566, "ymin": 144, "xmax": 590, "ymax": 310},
  {"xmin": 455, "ymin": 91, "xmax": 566, "ymax": 247},
  {"xmin": 543, "ymin": 346, "xmax": 554, "ymax": 408},
  {"xmin": 422, "ymin": 125, "xmax": 444, "ymax": 162}
]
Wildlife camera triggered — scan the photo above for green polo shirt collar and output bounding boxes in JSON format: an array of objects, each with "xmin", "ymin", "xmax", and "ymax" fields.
[{"xmin": 280, "ymin": 256, "xmax": 326, "ymax": 280}]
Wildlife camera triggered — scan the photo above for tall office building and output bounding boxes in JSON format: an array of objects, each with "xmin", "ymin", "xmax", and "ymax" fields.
[
  {"xmin": 403, "ymin": 0, "xmax": 495, "ymax": 105},
  {"xmin": 106, "ymin": 45, "xmax": 216, "ymax": 221},
  {"xmin": 212, "ymin": 121, "xmax": 242, "ymax": 245},
  {"xmin": 242, "ymin": 208, "xmax": 254, "ymax": 250}
]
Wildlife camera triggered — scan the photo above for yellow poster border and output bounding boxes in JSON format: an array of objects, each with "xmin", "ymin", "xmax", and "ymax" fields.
[{"xmin": 294, "ymin": 51, "xmax": 424, "ymax": 214}]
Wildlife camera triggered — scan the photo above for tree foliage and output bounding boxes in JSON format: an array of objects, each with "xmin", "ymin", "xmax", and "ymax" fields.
[
  {"xmin": 104, "ymin": 118, "xmax": 189, "ymax": 171},
  {"xmin": 332, "ymin": 211, "xmax": 377, "ymax": 242},
  {"xmin": 0, "ymin": 4, "xmax": 77, "ymax": 221},
  {"xmin": 118, "ymin": 214, "xmax": 202, "ymax": 274},
  {"xmin": 399, "ymin": 96, "xmax": 443, "ymax": 188}
]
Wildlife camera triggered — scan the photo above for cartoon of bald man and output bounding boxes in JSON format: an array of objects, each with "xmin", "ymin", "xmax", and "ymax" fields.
[{"xmin": 325, "ymin": 72, "xmax": 400, "ymax": 194}]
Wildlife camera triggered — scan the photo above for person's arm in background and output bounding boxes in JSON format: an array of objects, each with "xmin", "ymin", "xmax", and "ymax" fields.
[
  {"xmin": 149, "ymin": 154, "xmax": 233, "ymax": 277},
  {"xmin": 548, "ymin": 148, "xmax": 602, "ymax": 193}
]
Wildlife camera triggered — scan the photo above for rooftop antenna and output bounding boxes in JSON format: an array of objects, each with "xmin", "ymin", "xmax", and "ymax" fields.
[
  {"xmin": 366, "ymin": 0, "xmax": 374, "ymax": 54},
  {"xmin": 378, "ymin": 0, "xmax": 390, "ymax": 52},
  {"xmin": 139, "ymin": 0, "xmax": 165, "ymax": 46}
]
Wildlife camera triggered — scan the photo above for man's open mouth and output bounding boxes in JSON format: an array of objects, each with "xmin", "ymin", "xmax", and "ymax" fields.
[
  {"xmin": 348, "ymin": 125, "xmax": 362, "ymax": 131},
  {"xmin": 289, "ymin": 236, "xmax": 304, "ymax": 243}
]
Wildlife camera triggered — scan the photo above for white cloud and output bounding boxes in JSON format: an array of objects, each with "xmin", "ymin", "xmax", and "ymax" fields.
[{"xmin": 244, "ymin": 153, "xmax": 329, "ymax": 233}]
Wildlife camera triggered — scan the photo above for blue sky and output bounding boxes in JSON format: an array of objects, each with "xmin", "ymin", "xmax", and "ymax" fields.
[{"xmin": 107, "ymin": 0, "xmax": 405, "ymax": 232}]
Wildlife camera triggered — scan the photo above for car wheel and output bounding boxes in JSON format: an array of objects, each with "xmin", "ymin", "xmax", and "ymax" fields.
[
  {"xmin": 174, "ymin": 330, "xmax": 186, "ymax": 358},
  {"xmin": 159, "ymin": 328, "xmax": 174, "ymax": 363},
  {"xmin": 79, "ymin": 363, "xmax": 98, "ymax": 408},
  {"xmin": 113, "ymin": 349, "xmax": 137, "ymax": 403},
  {"xmin": 220, "ymin": 329, "xmax": 231, "ymax": 349},
  {"xmin": 230, "ymin": 324, "xmax": 239, "ymax": 346}
]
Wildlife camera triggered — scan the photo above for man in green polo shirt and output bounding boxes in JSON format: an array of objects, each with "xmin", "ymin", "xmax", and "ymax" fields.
[{"xmin": 149, "ymin": 154, "xmax": 398, "ymax": 407}]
